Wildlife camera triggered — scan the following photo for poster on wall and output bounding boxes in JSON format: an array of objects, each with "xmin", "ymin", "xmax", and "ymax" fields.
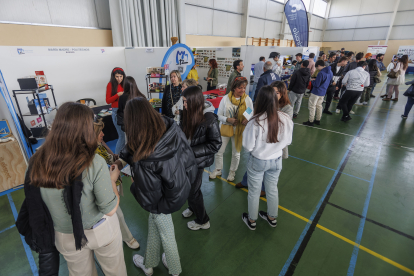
[
  {"xmin": 195, "ymin": 49, "xmax": 216, "ymax": 69},
  {"xmin": 161, "ymin": 43, "xmax": 195, "ymax": 80},
  {"xmin": 397, "ymin": 45, "xmax": 414, "ymax": 61},
  {"xmin": 217, "ymin": 57, "xmax": 239, "ymax": 78},
  {"xmin": 367, "ymin": 45, "xmax": 387, "ymax": 59},
  {"xmin": 302, "ymin": 47, "xmax": 318, "ymax": 61}
]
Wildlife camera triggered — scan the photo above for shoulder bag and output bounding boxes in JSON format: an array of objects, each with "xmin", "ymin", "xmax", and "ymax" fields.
[{"xmin": 387, "ymin": 63, "xmax": 400, "ymax": 79}]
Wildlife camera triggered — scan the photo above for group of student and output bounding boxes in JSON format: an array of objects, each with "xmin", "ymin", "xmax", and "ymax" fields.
[{"xmin": 16, "ymin": 63, "xmax": 294, "ymax": 275}]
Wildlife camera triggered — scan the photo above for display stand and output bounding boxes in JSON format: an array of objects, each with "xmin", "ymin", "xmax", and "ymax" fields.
[
  {"xmin": 146, "ymin": 74, "xmax": 168, "ymax": 111},
  {"xmin": 12, "ymin": 85, "xmax": 58, "ymax": 153}
]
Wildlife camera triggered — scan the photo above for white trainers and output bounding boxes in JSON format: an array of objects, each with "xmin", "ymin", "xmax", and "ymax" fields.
[
  {"xmin": 162, "ymin": 253, "xmax": 179, "ymax": 276},
  {"xmin": 336, "ymin": 109, "xmax": 340, "ymax": 114},
  {"xmin": 125, "ymin": 238, "xmax": 140, "ymax": 249},
  {"xmin": 133, "ymin": 254, "xmax": 153, "ymax": 276},
  {"xmin": 350, "ymin": 110, "xmax": 355, "ymax": 114},
  {"xmin": 363, "ymin": 102, "xmax": 368, "ymax": 105},
  {"xmin": 182, "ymin": 208, "xmax": 193, "ymax": 218},
  {"xmin": 227, "ymin": 170, "xmax": 236, "ymax": 182},
  {"xmin": 187, "ymin": 220, "xmax": 211, "ymax": 231},
  {"xmin": 209, "ymin": 169, "xmax": 222, "ymax": 179}
]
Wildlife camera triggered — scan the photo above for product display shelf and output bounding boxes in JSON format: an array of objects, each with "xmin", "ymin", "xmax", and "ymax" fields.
[{"xmin": 146, "ymin": 74, "xmax": 168, "ymax": 111}]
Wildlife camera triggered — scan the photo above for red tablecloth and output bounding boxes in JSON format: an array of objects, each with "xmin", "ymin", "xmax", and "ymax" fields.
[{"xmin": 202, "ymin": 89, "xmax": 225, "ymax": 109}]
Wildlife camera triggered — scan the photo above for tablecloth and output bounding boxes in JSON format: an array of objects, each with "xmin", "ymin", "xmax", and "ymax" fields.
[{"xmin": 202, "ymin": 89, "xmax": 225, "ymax": 109}]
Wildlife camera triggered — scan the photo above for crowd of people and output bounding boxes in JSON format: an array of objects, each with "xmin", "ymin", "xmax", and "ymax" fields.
[{"xmin": 16, "ymin": 47, "xmax": 413, "ymax": 276}]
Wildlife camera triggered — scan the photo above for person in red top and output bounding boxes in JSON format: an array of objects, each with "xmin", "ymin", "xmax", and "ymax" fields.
[{"xmin": 106, "ymin": 67, "xmax": 126, "ymax": 154}]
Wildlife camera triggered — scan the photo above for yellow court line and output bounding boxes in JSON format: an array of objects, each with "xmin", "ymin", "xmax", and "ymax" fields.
[{"xmin": 204, "ymin": 169, "xmax": 414, "ymax": 275}]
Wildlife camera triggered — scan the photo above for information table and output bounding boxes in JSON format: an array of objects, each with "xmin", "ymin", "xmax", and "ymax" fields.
[{"xmin": 202, "ymin": 89, "xmax": 225, "ymax": 109}]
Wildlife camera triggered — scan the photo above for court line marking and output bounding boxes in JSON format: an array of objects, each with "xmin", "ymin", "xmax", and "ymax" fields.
[
  {"xmin": 347, "ymin": 108, "xmax": 391, "ymax": 275},
  {"xmin": 0, "ymin": 224, "xmax": 16, "ymax": 234},
  {"xmin": 7, "ymin": 194, "xmax": 38, "ymax": 276},
  {"xmin": 203, "ymin": 169, "xmax": 414, "ymax": 275}
]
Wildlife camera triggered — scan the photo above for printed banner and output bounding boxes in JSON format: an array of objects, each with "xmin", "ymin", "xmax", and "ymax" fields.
[
  {"xmin": 397, "ymin": 45, "xmax": 414, "ymax": 61},
  {"xmin": 161, "ymin": 43, "xmax": 195, "ymax": 80},
  {"xmin": 367, "ymin": 45, "xmax": 387, "ymax": 59},
  {"xmin": 284, "ymin": 0, "xmax": 309, "ymax": 47},
  {"xmin": 302, "ymin": 47, "xmax": 318, "ymax": 61}
]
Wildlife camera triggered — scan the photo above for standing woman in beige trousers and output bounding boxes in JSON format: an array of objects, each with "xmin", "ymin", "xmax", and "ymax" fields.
[{"xmin": 27, "ymin": 102, "xmax": 127, "ymax": 276}]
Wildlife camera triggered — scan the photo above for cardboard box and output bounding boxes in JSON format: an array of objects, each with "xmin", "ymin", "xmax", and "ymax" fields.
[{"xmin": 0, "ymin": 135, "xmax": 27, "ymax": 192}]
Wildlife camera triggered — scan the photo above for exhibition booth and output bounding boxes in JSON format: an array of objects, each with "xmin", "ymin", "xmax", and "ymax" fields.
[{"xmin": 0, "ymin": 44, "xmax": 318, "ymax": 192}]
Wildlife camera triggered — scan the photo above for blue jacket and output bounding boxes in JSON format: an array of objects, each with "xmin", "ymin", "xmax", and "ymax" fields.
[
  {"xmin": 311, "ymin": 66, "xmax": 333, "ymax": 96},
  {"xmin": 254, "ymin": 70, "xmax": 281, "ymax": 101}
]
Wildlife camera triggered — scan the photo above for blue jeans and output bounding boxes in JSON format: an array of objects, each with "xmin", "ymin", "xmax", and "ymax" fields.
[
  {"xmin": 370, "ymin": 82, "xmax": 377, "ymax": 95},
  {"xmin": 111, "ymin": 108, "xmax": 126, "ymax": 154},
  {"xmin": 247, "ymin": 155, "xmax": 282, "ymax": 221},
  {"xmin": 250, "ymin": 82, "xmax": 257, "ymax": 100},
  {"xmin": 241, "ymin": 171, "xmax": 265, "ymax": 191},
  {"xmin": 404, "ymin": 96, "xmax": 414, "ymax": 116}
]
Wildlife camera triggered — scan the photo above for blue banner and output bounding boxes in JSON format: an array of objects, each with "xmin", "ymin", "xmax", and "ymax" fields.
[
  {"xmin": 161, "ymin": 43, "xmax": 195, "ymax": 80},
  {"xmin": 284, "ymin": 0, "xmax": 309, "ymax": 47}
]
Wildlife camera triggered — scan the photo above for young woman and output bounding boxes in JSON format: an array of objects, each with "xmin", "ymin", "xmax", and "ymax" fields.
[
  {"xmin": 106, "ymin": 67, "xmax": 127, "ymax": 154},
  {"xmin": 93, "ymin": 118, "xmax": 140, "ymax": 249},
  {"xmin": 22, "ymin": 102, "xmax": 127, "ymax": 275},
  {"xmin": 209, "ymin": 77, "xmax": 254, "ymax": 182},
  {"xmin": 162, "ymin": 70, "xmax": 182, "ymax": 118},
  {"xmin": 207, "ymin": 59, "xmax": 218, "ymax": 91},
  {"xmin": 235, "ymin": 81, "xmax": 292, "ymax": 195},
  {"xmin": 172, "ymin": 78, "xmax": 198, "ymax": 124},
  {"xmin": 360, "ymin": 59, "xmax": 381, "ymax": 105},
  {"xmin": 117, "ymin": 76, "xmax": 146, "ymax": 131},
  {"xmin": 180, "ymin": 86, "xmax": 222, "ymax": 231},
  {"xmin": 115, "ymin": 97, "xmax": 198, "ymax": 276},
  {"xmin": 241, "ymin": 86, "xmax": 294, "ymax": 230},
  {"xmin": 384, "ymin": 55, "xmax": 409, "ymax": 102}
]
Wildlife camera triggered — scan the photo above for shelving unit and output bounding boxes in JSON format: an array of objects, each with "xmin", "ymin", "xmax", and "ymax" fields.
[
  {"xmin": 146, "ymin": 74, "xmax": 168, "ymax": 110},
  {"xmin": 12, "ymin": 85, "xmax": 58, "ymax": 153}
]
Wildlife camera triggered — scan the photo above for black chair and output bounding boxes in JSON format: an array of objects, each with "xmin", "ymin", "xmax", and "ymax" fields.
[{"xmin": 76, "ymin": 98, "xmax": 96, "ymax": 106}]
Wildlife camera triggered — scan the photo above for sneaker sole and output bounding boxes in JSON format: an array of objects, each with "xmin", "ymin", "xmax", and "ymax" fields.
[
  {"xmin": 209, "ymin": 173, "xmax": 221, "ymax": 179},
  {"xmin": 162, "ymin": 254, "xmax": 168, "ymax": 270},
  {"xmin": 242, "ymin": 215, "xmax": 256, "ymax": 230},
  {"xmin": 182, "ymin": 213, "xmax": 193, "ymax": 218},
  {"xmin": 259, "ymin": 213, "xmax": 277, "ymax": 228},
  {"xmin": 188, "ymin": 223, "xmax": 211, "ymax": 231},
  {"xmin": 133, "ymin": 257, "xmax": 153, "ymax": 276}
]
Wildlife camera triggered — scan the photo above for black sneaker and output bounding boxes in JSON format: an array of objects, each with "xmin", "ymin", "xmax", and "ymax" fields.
[
  {"xmin": 293, "ymin": 113, "xmax": 298, "ymax": 119},
  {"xmin": 259, "ymin": 211, "xmax": 277, "ymax": 228},
  {"xmin": 314, "ymin": 120, "xmax": 321, "ymax": 125},
  {"xmin": 303, "ymin": 121, "xmax": 314, "ymax": 126},
  {"xmin": 341, "ymin": 116, "xmax": 352, "ymax": 122},
  {"xmin": 323, "ymin": 110, "xmax": 333, "ymax": 115},
  {"xmin": 242, "ymin": 213, "xmax": 256, "ymax": 230},
  {"xmin": 370, "ymin": 94, "xmax": 376, "ymax": 98}
]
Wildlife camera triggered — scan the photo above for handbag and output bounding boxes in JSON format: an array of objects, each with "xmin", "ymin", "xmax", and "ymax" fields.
[
  {"xmin": 403, "ymin": 85, "xmax": 414, "ymax": 97},
  {"xmin": 387, "ymin": 63, "xmax": 400, "ymax": 79},
  {"xmin": 220, "ymin": 124, "xmax": 234, "ymax": 137},
  {"xmin": 374, "ymin": 76, "xmax": 381, "ymax": 83}
]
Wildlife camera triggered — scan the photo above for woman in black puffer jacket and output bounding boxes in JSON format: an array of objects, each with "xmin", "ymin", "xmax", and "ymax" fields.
[
  {"xmin": 116, "ymin": 97, "xmax": 198, "ymax": 276},
  {"xmin": 179, "ymin": 86, "xmax": 222, "ymax": 231}
]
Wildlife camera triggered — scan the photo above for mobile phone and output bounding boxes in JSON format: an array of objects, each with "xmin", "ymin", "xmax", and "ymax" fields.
[{"xmin": 92, "ymin": 218, "xmax": 106, "ymax": 229}]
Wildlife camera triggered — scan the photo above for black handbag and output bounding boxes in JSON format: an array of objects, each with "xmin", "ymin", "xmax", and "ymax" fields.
[{"xmin": 403, "ymin": 85, "xmax": 414, "ymax": 97}]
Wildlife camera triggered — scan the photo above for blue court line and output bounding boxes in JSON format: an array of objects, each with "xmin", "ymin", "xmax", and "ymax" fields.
[
  {"xmin": 0, "ymin": 185, "xmax": 24, "ymax": 197},
  {"xmin": 289, "ymin": 155, "xmax": 370, "ymax": 183},
  {"xmin": 7, "ymin": 194, "xmax": 38, "ymax": 276},
  {"xmin": 346, "ymin": 108, "xmax": 391, "ymax": 275},
  {"xmin": 0, "ymin": 224, "xmax": 16, "ymax": 234},
  {"xmin": 279, "ymin": 96, "xmax": 380, "ymax": 276}
]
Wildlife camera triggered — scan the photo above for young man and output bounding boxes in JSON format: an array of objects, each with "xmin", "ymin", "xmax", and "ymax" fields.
[
  {"xmin": 303, "ymin": 60, "xmax": 333, "ymax": 126},
  {"xmin": 288, "ymin": 60, "xmax": 311, "ymax": 118},
  {"xmin": 307, "ymin": 53, "xmax": 316, "ymax": 76},
  {"xmin": 325, "ymin": 53, "xmax": 337, "ymax": 67},
  {"xmin": 346, "ymin": 51, "xmax": 355, "ymax": 61},
  {"xmin": 252, "ymin": 57, "xmax": 265, "ymax": 99},
  {"xmin": 269, "ymin": 52, "xmax": 282, "ymax": 76},
  {"xmin": 339, "ymin": 61, "xmax": 370, "ymax": 122},
  {"xmin": 369, "ymin": 53, "xmax": 386, "ymax": 97},
  {"xmin": 226, "ymin": 60, "xmax": 244, "ymax": 94},
  {"xmin": 254, "ymin": 61, "xmax": 280, "ymax": 102},
  {"xmin": 294, "ymin": 53, "xmax": 303, "ymax": 72},
  {"xmin": 323, "ymin": 56, "xmax": 348, "ymax": 114}
]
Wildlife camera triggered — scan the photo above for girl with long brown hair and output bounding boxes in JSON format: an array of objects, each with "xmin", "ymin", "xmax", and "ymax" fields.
[
  {"xmin": 241, "ymin": 85, "xmax": 293, "ymax": 230},
  {"xmin": 114, "ymin": 97, "xmax": 198, "ymax": 276},
  {"xmin": 21, "ymin": 102, "xmax": 127, "ymax": 275},
  {"xmin": 106, "ymin": 67, "xmax": 127, "ymax": 154},
  {"xmin": 180, "ymin": 86, "xmax": 222, "ymax": 231},
  {"xmin": 207, "ymin": 59, "xmax": 218, "ymax": 90},
  {"xmin": 384, "ymin": 54, "xmax": 409, "ymax": 101},
  {"xmin": 209, "ymin": 77, "xmax": 254, "ymax": 182}
]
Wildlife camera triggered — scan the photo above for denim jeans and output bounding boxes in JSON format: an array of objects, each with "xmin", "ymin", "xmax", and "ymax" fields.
[
  {"xmin": 404, "ymin": 96, "xmax": 414, "ymax": 116},
  {"xmin": 240, "ymin": 171, "xmax": 265, "ymax": 191},
  {"xmin": 251, "ymin": 82, "xmax": 257, "ymax": 100},
  {"xmin": 247, "ymin": 154, "xmax": 282, "ymax": 221},
  {"xmin": 111, "ymin": 108, "xmax": 126, "ymax": 154}
]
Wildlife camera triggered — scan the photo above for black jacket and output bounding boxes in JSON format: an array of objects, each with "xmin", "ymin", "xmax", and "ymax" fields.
[
  {"xmin": 182, "ymin": 111, "xmax": 222, "ymax": 169},
  {"xmin": 288, "ymin": 67, "xmax": 311, "ymax": 94},
  {"xmin": 254, "ymin": 70, "xmax": 281, "ymax": 101},
  {"xmin": 368, "ymin": 70, "xmax": 378, "ymax": 87},
  {"xmin": 329, "ymin": 63, "xmax": 345, "ymax": 88},
  {"xmin": 117, "ymin": 92, "xmax": 129, "ymax": 132},
  {"xmin": 120, "ymin": 116, "xmax": 198, "ymax": 214},
  {"xmin": 344, "ymin": 61, "xmax": 369, "ymax": 75}
]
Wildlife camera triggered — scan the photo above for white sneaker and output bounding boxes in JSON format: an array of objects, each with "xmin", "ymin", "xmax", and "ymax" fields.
[
  {"xmin": 125, "ymin": 238, "xmax": 140, "ymax": 249},
  {"xmin": 227, "ymin": 170, "xmax": 236, "ymax": 182},
  {"xmin": 336, "ymin": 109, "xmax": 340, "ymax": 114},
  {"xmin": 350, "ymin": 110, "xmax": 355, "ymax": 114},
  {"xmin": 182, "ymin": 208, "xmax": 193, "ymax": 218},
  {"xmin": 209, "ymin": 169, "xmax": 222, "ymax": 179},
  {"xmin": 187, "ymin": 220, "xmax": 211, "ymax": 231},
  {"xmin": 162, "ymin": 253, "xmax": 179, "ymax": 276},
  {"xmin": 363, "ymin": 102, "xmax": 368, "ymax": 105},
  {"xmin": 133, "ymin": 254, "xmax": 153, "ymax": 276}
]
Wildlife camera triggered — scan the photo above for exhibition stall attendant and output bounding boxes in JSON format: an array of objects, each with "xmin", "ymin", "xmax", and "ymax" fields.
[{"xmin": 106, "ymin": 67, "xmax": 126, "ymax": 154}]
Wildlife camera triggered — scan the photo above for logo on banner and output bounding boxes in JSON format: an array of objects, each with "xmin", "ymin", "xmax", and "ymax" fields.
[
  {"xmin": 17, "ymin": 48, "xmax": 24, "ymax": 55},
  {"xmin": 284, "ymin": 0, "xmax": 309, "ymax": 47},
  {"xmin": 161, "ymin": 43, "xmax": 195, "ymax": 80},
  {"xmin": 101, "ymin": 49, "xmax": 105, "ymax": 53}
]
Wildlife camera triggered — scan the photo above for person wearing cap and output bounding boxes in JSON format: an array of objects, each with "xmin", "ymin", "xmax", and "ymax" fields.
[
  {"xmin": 294, "ymin": 53, "xmax": 303, "ymax": 72},
  {"xmin": 252, "ymin": 57, "xmax": 265, "ymax": 99},
  {"xmin": 253, "ymin": 61, "xmax": 281, "ymax": 102},
  {"xmin": 269, "ymin": 52, "xmax": 282, "ymax": 76}
]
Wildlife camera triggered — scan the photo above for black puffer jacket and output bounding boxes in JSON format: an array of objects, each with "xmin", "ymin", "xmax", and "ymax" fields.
[
  {"xmin": 368, "ymin": 69, "xmax": 378, "ymax": 87},
  {"xmin": 288, "ymin": 67, "xmax": 311, "ymax": 94},
  {"xmin": 120, "ymin": 116, "xmax": 198, "ymax": 214},
  {"xmin": 182, "ymin": 111, "xmax": 222, "ymax": 169},
  {"xmin": 117, "ymin": 92, "xmax": 129, "ymax": 132}
]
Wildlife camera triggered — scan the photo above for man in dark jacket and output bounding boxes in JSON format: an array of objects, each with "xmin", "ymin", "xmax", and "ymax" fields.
[
  {"xmin": 254, "ymin": 61, "xmax": 281, "ymax": 101},
  {"xmin": 288, "ymin": 60, "xmax": 311, "ymax": 118},
  {"xmin": 323, "ymin": 56, "xmax": 348, "ymax": 114},
  {"xmin": 303, "ymin": 60, "xmax": 333, "ymax": 126}
]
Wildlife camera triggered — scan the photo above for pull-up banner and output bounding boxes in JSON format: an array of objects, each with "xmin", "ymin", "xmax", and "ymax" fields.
[{"xmin": 284, "ymin": 0, "xmax": 309, "ymax": 47}]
